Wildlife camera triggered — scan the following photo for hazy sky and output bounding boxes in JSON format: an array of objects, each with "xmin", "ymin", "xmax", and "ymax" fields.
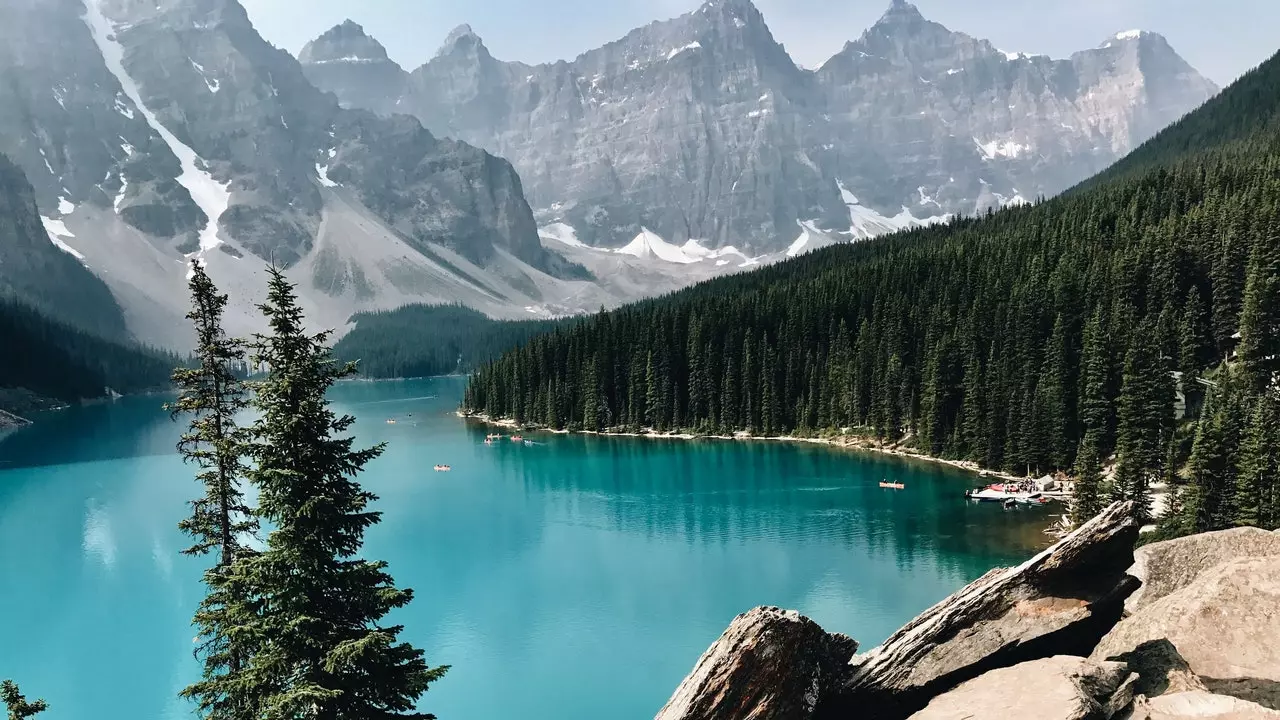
[{"xmin": 241, "ymin": 0, "xmax": 1275, "ymax": 86}]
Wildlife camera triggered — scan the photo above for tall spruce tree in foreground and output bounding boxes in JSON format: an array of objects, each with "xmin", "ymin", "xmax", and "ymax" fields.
[
  {"xmin": 2, "ymin": 681, "xmax": 46, "ymax": 720},
  {"xmin": 238, "ymin": 268, "xmax": 446, "ymax": 719},
  {"xmin": 168, "ymin": 262, "xmax": 258, "ymax": 720}
]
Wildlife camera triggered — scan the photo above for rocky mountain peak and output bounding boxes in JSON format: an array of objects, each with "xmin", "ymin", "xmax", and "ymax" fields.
[
  {"xmin": 875, "ymin": 0, "xmax": 927, "ymax": 28},
  {"xmin": 299, "ymin": 19, "xmax": 392, "ymax": 64},
  {"xmin": 437, "ymin": 23, "xmax": 488, "ymax": 59}
]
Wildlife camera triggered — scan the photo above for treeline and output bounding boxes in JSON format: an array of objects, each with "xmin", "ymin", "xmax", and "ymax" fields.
[
  {"xmin": 0, "ymin": 296, "xmax": 177, "ymax": 411},
  {"xmin": 465, "ymin": 50, "xmax": 1280, "ymax": 533},
  {"xmin": 334, "ymin": 303, "xmax": 573, "ymax": 378}
]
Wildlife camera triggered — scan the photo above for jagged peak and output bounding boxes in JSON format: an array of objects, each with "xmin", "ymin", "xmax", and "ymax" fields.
[
  {"xmin": 300, "ymin": 19, "xmax": 391, "ymax": 64},
  {"xmin": 437, "ymin": 23, "xmax": 487, "ymax": 58},
  {"xmin": 1097, "ymin": 29, "xmax": 1175, "ymax": 52},
  {"xmin": 877, "ymin": 0, "xmax": 926, "ymax": 25}
]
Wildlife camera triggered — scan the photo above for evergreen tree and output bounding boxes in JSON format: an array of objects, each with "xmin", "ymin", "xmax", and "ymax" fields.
[
  {"xmin": 1236, "ymin": 394, "xmax": 1280, "ymax": 528},
  {"xmin": 1, "ymin": 682, "xmax": 46, "ymax": 720},
  {"xmin": 1070, "ymin": 433, "xmax": 1106, "ymax": 526},
  {"xmin": 237, "ymin": 268, "xmax": 446, "ymax": 720},
  {"xmin": 1112, "ymin": 324, "xmax": 1172, "ymax": 522},
  {"xmin": 1178, "ymin": 288, "xmax": 1211, "ymax": 417},
  {"xmin": 1237, "ymin": 228, "xmax": 1280, "ymax": 392},
  {"xmin": 168, "ymin": 263, "xmax": 259, "ymax": 720},
  {"xmin": 1078, "ymin": 309, "xmax": 1114, "ymax": 457}
]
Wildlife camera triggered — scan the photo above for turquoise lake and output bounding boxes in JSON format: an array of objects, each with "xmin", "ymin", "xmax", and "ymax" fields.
[{"xmin": 0, "ymin": 377, "xmax": 1053, "ymax": 719}]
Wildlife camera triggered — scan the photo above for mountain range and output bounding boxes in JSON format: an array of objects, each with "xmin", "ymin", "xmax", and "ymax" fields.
[
  {"xmin": 0, "ymin": 0, "xmax": 1217, "ymax": 350},
  {"xmin": 302, "ymin": 0, "xmax": 1217, "ymax": 252}
]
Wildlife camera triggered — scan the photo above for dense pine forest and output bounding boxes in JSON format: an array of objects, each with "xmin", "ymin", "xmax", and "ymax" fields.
[
  {"xmin": 465, "ymin": 50, "xmax": 1280, "ymax": 535},
  {"xmin": 0, "ymin": 297, "xmax": 177, "ymax": 413},
  {"xmin": 334, "ymin": 304, "xmax": 573, "ymax": 378}
]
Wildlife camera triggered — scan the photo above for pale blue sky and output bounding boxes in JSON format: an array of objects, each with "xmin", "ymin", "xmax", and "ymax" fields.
[{"xmin": 243, "ymin": 0, "xmax": 1275, "ymax": 85}]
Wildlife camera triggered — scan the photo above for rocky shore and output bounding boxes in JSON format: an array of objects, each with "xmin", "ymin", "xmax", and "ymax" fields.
[{"xmin": 655, "ymin": 503, "xmax": 1280, "ymax": 720}]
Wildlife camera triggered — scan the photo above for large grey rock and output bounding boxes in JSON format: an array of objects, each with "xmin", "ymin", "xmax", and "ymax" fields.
[
  {"xmin": 654, "ymin": 607, "xmax": 858, "ymax": 720},
  {"xmin": 908, "ymin": 655, "xmax": 1137, "ymax": 720},
  {"xmin": 1092, "ymin": 557, "xmax": 1280, "ymax": 711},
  {"xmin": 1126, "ymin": 528, "xmax": 1280, "ymax": 613},
  {"xmin": 830, "ymin": 501, "xmax": 1141, "ymax": 719},
  {"xmin": 1130, "ymin": 691, "xmax": 1280, "ymax": 720},
  {"xmin": 307, "ymin": 0, "xmax": 1217, "ymax": 253}
]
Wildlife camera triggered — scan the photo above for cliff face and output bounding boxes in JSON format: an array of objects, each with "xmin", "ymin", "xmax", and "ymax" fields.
[
  {"xmin": 655, "ymin": 507, "xmax": 1280, "ymax": 720},
  {"xmin": 302, "ymin": 0, "xmax": 1218, "ymax": 253}
]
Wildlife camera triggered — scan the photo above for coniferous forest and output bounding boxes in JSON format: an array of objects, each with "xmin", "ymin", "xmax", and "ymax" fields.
[
  {"xmin": 464, "ymin": 50, "xmax": 1280, "ymax": 536},
  {"xmin": 0, "ymin": 297, "xmax": 178, "ymax": 413},
  {"xmin": 333, "ymin": 304, "xmax": 572, "ymax": 379}
]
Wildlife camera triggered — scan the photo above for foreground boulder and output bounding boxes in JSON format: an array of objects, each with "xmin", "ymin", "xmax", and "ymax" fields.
[
  {"xmin": 1092, "ymin": 556, "xmax": 1280, "ymax": 710},
  {"xmin": 1125, "ymin": 528, "xmax": 1280, "ymax": 613},
  {"xmin": 829, "ymin": 502, "xmax": 1140, "ymax": 718},
  {"xmin": 909, "ymin": 655, "xmax": 1137, "ymax": 720},
  {"xmin": 1129, "ymin": 691, "xmax": 1280, "ymax": 719},
  {"xmin": 654, "ymin": 607, "xmax": 857, "ymax": 720},
  {"xmin": 1108, "ymin": 639, "xmax": 1208, "ymax": 698}
]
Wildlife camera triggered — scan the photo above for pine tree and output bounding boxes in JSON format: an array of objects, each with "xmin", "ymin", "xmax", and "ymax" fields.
[
  {"xmin": 237, "ymin": 268, "xmax": 446, "ymax": 720},
  {"xmin": 1070, "ymin": 432, "xmax": 1105, "ymax": 526},
  {"xmin": 168, "ymin": 262, "xmax": 259, "ymax": 720},
  {"xmin": 1113, "ymin": 325, "xmax": 1171, "ymax": 523},
  {"xmin": 1178, "ymin": 288, "xmax": 1211, "ymax": 417},
  {"xmin": 1236, "ymin": 394, "xmax": 1280, "ymax": 529},
  {"xmin": 1237, "ymin": 229, "xmax": 1280, "ymax": 392},
  {"xmin": 2, "ymin": 682, "xmax": 47, "ymax": 720},
  {"xmin": 1078, "ymin": 309, "xmax": 1114, "ymax": 456}
]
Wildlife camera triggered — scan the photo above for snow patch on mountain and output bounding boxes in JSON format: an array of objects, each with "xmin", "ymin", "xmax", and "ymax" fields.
[
  {"xmin": 1115, "ymin": 29, "xmax": 1144, "ymax": 40},
  {"xmin": 83, "ymin": 0, "xmax": 231, "ymax": 263},
  {"xmin": 539, "ymin": 222, "xmax": 590, "ymax": 249},
  {"xmin": 114, "ymin": 176, "xmax": 128, "ymax": 212},
  {"xmin": 616, "ymin": 228, "xmax": 700, "ymax": 263},
  {"xmin": 666, "ymin": 42, "xmax": 702, "ymax": 61},
  {"xmin": 838, "ymin": 180, "xmax": 949, "ymax": 240},
  {"xmin": 315, "ymin": 164, "xmax": 338, "ymax": 187},
  {"xmin": 975, "ymin": 138, "xmax": 1029, "ymax": 160},
  {"xmin": 41, "ymin": 215, "xmax": 85, "ymax": 260},
  {"xmin": 681, "ymin": 239, "xmax": 756, "ymax": 267},
  {"xmin": 58, "ymin": 197, "xmax": 75, "ymax": 215},
  {"xmin": 189, "ymin": 58, "xmax": 220, "ymax": 93}
]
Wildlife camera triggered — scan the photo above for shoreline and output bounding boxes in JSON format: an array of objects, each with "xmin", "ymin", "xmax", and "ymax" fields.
[
  {"xmin": 457, "ymin": 413, "xmax": 1181, "ymax": 537},
  {"xmin": 458, "ymin": 411, "xmax": 1035, "ymax": 484}
]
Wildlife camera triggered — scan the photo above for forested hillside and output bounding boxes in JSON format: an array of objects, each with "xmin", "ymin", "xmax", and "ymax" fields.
[
  {"xmin": 0, "ymin": 298, "xmax": 177, "ymax": 413},
  {"xmin": 334, "ymin": 304, "xmax": 572, "ymax": 378},
  {"xmin": 464, "ymin": 49, "xmax": 1280, "ymax": 535}
]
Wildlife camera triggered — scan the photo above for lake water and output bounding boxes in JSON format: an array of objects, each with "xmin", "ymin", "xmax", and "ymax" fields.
[{"xmin": 0, "ymin": 377, "xmax": 1052, "ymax": 720}]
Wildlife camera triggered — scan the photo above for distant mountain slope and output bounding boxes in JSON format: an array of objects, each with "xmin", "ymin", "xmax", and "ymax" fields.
[
  {"xmin": 0, "ymin": 0, "xmax": 644, "ymax": 349},
  {"xmin": 303, "ymin": 0, "xmax": 1218, "ymax": 253},
  {"xmin": 461, "ymin": 45, "xmax": 1280, "ymax": 489},
  {"xmin": 0, "ymin": 153, "xmax": 128, "ymax": 339}
]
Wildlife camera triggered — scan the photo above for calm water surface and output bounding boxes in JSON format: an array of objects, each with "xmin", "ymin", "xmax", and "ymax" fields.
[{"xmin": 0, "ymin": 377, "xmax": 1052, "ymax": 719}]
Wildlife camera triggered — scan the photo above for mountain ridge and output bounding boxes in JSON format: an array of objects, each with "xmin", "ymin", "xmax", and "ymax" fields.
[{"xmin": 301, "ymin": 0, "xmax": 1218, "ymax": 253}]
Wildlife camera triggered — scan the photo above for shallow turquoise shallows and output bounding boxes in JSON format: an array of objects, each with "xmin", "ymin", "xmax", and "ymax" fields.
[{"xmin": 0, "ymin": 377, "xmax": 1052, "ymax": 720}]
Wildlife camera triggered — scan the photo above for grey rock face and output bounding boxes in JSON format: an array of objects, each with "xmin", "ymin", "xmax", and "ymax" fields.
[
  {"xmin": 1124, "ymin": 526, "xmax": 1280, "ymax": 613},
  {"xmin": 1091, "ymin": 555, "xmax": 1280, "ymax": 711},
  {"xmin": 1130, "ymin": 691, "xmax": 1280, "ymax": 720},
  {"xmin": 908, "ymin": 655, "xmax": 1137, "ymax": 720},
  {"xmin": 299, "ymin": 20, "xmax": 406, "ymax": 115},
  {"xmin": 834, "ymin": 501, "xmax": 1140, "ymax": 718},
  {"xmin": 0, "ymin": 0, "xmax": 201, "ymax": 246},
  {"xmin": 308, "ymin": 0, "xmax": 1218, "ymax": 252},
  {"xmin": 0, "ymin": 153, "xmax": 128, "ymax": 339},
  {"xmin": 0, "ymin": 0, "xmax": 551, "ymax": 273},
  {"xmin": 654, "ymin": 606, "xmax": 858, "ymax": 720}
]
